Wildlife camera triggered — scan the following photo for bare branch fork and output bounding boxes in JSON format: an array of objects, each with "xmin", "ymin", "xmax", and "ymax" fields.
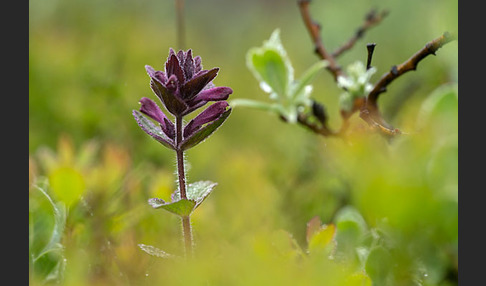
[{"xmin": 296, "ymin": 0, "xmax": 456, "ymax": 138}]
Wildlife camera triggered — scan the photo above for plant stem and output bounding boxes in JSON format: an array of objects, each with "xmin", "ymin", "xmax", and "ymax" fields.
[
  {"xmin": 175, "ymin": 115, "xmax": 187, "ymax": 199},
  {"xmin": 182, "ymin": 216, "xmax": 193, "ymax": 257},
  {"xmin": 175, "ymin": 115, "xmax": 193, "ymax": 257}
]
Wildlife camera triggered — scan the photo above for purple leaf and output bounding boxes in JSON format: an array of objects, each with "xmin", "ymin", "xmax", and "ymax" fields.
[
  {"xmin": 180, "ymin": 108, "xmax": 232, "ymax": 150},
  {"xmin": 180, "ymin": 68, "xmax": 219, "ymax": 100},
  {"xmin": 189, "ymin": 86, "xmax": 233, "ymax": 106},
  {"xmin": 133, "ymin": 110, "xmax": 175, "ymax": 150},
  {"xmin": 183, "ymin": 49, "xmax": 194, "ymax": 80},
  {"xmin": 145, "ymin": 65, "xmax": 167, "ymax": 85},
  {"xmin": 139, "ymin": 97, "xmax": 175, "ymax": 139},
  {"xmin": 150, "ymin": 78, "xmax": 187, "ymax": 116},
  {"xmin": 184, "ymin": 102, "xmax": 229, "ymax": 138},
  {"xmin": 166, "ymin": 54, "xmax": 185, "ymax": 84},
  {"xmin": 194, "ymin": 56, "xmax": 202, "ymax": 73}
]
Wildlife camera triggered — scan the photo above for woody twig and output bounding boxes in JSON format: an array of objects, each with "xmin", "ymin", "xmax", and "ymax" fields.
[
  {"xmin": 331, "ymin": 9, "xmax": 389, "ymax": 58},
  {"xmin": 297, "ymin": 0, "xmax": 456, "ymax": 138},
  {"xmin": 360, "ymin": 31, "xmax": 457, "ymax": 134}
]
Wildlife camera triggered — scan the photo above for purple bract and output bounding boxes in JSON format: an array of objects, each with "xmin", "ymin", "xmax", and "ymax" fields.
[{"xmin": 133, "ymin": 49, "xmax": 233, "ymax": 150}]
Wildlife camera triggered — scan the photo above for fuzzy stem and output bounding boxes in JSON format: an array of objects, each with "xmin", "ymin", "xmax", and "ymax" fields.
[
  {"xmin": 182, "ymin": 216, "xmax": 193, "ymax": 257},
  {"xmin": 175, "ymin": 115, "xmax": 193, "ymax": 257},
  {"xmin": 175, "ymin": 115, "xmax": 187, "ymax": 199}
]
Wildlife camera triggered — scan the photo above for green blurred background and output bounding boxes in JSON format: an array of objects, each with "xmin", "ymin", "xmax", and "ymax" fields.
[{"xmin": 29, "ymin": 0, "xmax": 457, "ymax": 285}]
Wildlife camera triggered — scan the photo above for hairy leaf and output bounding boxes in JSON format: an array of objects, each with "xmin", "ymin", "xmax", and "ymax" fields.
[
  {"xmin": 180, "ymin": 108, "xmax": 231, "ymax": 151},
  {"xmin": 148, "ymin": 198, "xmax": 196, "ymax": 217},
  {"xmin": 172, "ymin": 181, "xmax": 217, "ymax": 209},
  {"xmin": 246, "ymin": 29, "xmax": 293, "ymax": 98},
  {"xmin": 138, "ymin": 244, "xmax": 176, "ymax": 259},
  {"xmin": 133, "ymin": 110, "xmax": 175, "ymax": 150}
]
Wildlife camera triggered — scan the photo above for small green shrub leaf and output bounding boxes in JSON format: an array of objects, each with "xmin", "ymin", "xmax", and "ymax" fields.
[
  {"xmin": 365, "ymin": 246, "xmax": 393, "ymax": 285},
  {"xmin": 30, "ymin": 181, "xmax": 67, "ymax": 283},
  {"xmin": 33, "ymin": 183, "xmax": 67, "ymax": 261},
  {"xmin": 246, "ymin": 29, "xmax": 293, "ymax": 98},
  {"xmin": 249, "ymin": 49, "xmax": 289, "ymax": 96},
  {"xmin": 416, "ymin": 83, "xmax": 458, "ymax": 131},
  {"xmin": 334, "ymin": 206, "xmax": 368, "ymax": 251},
  {"xmin": 308, "ymin": 223, "xmax": 336, "ymax": 254}
]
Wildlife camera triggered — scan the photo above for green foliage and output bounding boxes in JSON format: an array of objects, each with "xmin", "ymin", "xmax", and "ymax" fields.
[
  {"xmin": 172, "ymin": 180, "xmax": 218, "ymax": 209},
  {"xmin": 148, "ymin": 197, "xmax": 196, "ymax": 217},
  {"xmin": 180, "ymin": 109, "xmax": 232, "ymax": 150},
  {"xmin": 29, "ymin": 0, "xmax": 457, "ymax": 284},
  {"xmin": 148, "ymin": 181, "xmax": 217, "ymax": 217},
  {"xmin": 365, "ymin": 246, "xmax": 393, "ymax": 285},
  {"xmin": 48, "ymin": 167, "xmax": 85, "ymax": 208},
  {"xmin": 133, "ymin": 110, "xmax": 176, "ymax": 150},
  {"xmin": 232, "ymin": 29, "xmax": 328, "ymax": 123},
  {"xmin": 29, "ymin": 179, "xmax": 67, "ymax": 283},
  {"xmin": 337, "ymin": 61, "xmax": 376, "ymax": 112}
]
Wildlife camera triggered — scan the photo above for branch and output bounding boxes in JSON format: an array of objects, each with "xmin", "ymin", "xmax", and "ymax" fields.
[
  {"xmin": 357, "ymin": 31, "xmax": 456, "ymax": 136},
  {"xmin": 332, "ymin": 9, "xmax": 389, "ymax": 58},
  {"xmin": 296, "ymin": 114, "xmax": 337, "ymax": 137},
  {"xmin": 296, "ymin": 1, "xmax": 456, "ymax": 138},
  {"xmin": 297, "ymin": 0, "xmax": 342, "ymax": 81},
  {"xmin": 367, "ymin": 31, "xmax": 456, "ymax": 107}
]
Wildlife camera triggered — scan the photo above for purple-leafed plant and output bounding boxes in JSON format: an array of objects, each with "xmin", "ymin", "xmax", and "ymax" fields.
[{"xmin": 132, "ymin": 48, "xmax": 233, "ymax": 258}]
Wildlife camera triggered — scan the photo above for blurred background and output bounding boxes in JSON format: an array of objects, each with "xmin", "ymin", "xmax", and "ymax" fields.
[{"xmin": 29, "ymin": 0, "xmax": 457, "ymax": 285}]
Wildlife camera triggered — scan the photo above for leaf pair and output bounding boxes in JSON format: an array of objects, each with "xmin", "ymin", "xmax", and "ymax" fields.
[
  {"xmin": 133, "ymin": 106, "xmax": 231, "ymax": 151},
  {"xmin": 148, "ymin": 181, "xmax": 217, "ymax": 217}
]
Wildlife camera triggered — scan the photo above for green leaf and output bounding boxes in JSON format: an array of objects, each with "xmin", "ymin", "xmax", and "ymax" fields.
[
  {"xmin": 249, "ymin": 49, "xmax": 289, "ymax": 96},
  {"xmin": 334, "ymin": 206, "xmax": 368, "ymax": 258},
  {"xmin": 148, "ymin": 181, "xmax": 217, "ymax": 216},
  {"xmin": 33, "ymin": 185, "xmax": 67, "ymax": 261},
  {"xmin": 180, "ymin": 108, "xmax": 231, "ymax": 151},
  {"xmin": 308, "ymin": 223, "xmax": 336, "ymax": 254},
  {"xmin": 30, "ymin": 180, "xmax": 67, "ymax": 283},
  {"xmin": 246, "ymin": 29, "xmax": 293, "ymax": 97},
  {"xmin": 138, "ymin": 244, "xmax": 176, "ymax": 259},
  {"xmin": 172, "ymin": 181, "xmax": 217, "ymax": 209},
  {"xmin": 148, "ymin": 198, "xmax": 196, "ymax": 217},
  {"xmin": 365, "ymin": 246, "xmax": 393, "ymax": 285},
  {"xmin": 416, "ymin": 83, "xmax": 458, "ymax": 131}
]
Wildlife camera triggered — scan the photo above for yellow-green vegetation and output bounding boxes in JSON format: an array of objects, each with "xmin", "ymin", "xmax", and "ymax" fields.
[{"xmin": 30, "ymin": 0, "xmax": 457, "ymax": 285}]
